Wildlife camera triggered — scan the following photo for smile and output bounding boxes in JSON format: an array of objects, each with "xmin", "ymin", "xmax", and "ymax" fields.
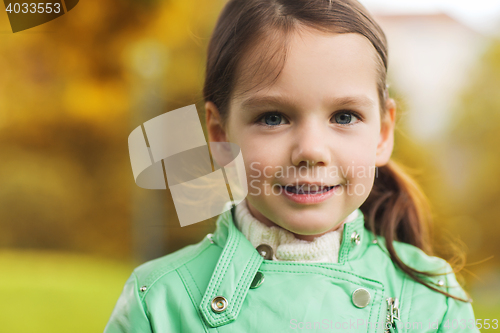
[
  {"xmin": 281, "ymin": 184, "xmax": 340, "ymax": 204},
  {"xmin": 284, "ymin": 185, "xmax": 335, "ymax": 194}
]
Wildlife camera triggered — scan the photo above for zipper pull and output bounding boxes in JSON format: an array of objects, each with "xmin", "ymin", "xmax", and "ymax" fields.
[
  {"xmin": 391, "ymin": 298, "xmax": 400, "ymax": 323},
  {"xmin": 385, "ymin": 297, "xmax": 400, "ymax": 333}
]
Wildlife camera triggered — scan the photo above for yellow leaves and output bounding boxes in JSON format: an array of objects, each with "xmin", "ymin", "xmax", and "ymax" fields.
[
  {"xmin": 122, "ymin": 38, "xmax": 169, "ymax": 80},
  {"xmin": 150, "ymin": 0, "xmax": 218, "ymax": 49},
  {"xmin": 147, "ymin": 1, "xmax": 190, "ymax": 49},
  {"xmin": 63, "ymin": 80, "xmax": 129, "ymax": 123},
  {"xmin": 0, "ymin": 0, "xmax": 229, "ymax": 259}
]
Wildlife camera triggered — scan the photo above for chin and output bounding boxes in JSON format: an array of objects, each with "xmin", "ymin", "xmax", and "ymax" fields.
[{"xmin": 281, "ymin": 220, "xmax": 336, "ymax": 236}]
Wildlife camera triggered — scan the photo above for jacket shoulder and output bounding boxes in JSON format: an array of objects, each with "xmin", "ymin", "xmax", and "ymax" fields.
[
  {"xmin": 395, "ymin": 241, "xmax": 470, "ymax": 300},
  {"xmin": 131, "ymin": 234, "xmax": 214, "ymax": 290},
  {"xmin": 393, "ymin": 239, "xmax": 449, "ymax": 273},
  {"xmin": 372, "ymin": 232, "xmax": 469, "ymax": 300},
  {"xmin": 104, "ymin": 235, "xmax": 222, "ymax": 332},
  {"xmin": 368, "ymin": 229, "xmax": 449, "ymax": 273}
]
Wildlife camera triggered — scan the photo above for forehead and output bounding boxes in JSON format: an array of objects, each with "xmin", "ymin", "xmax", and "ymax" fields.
[{"xmin": 231, "ymin": 27, "xmax": 380, "ymax": 108}]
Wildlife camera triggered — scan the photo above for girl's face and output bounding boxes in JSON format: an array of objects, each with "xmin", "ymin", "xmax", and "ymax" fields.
[{"xmin": 206, "ymin": 28, "xmax": 396, "ymax": 241}]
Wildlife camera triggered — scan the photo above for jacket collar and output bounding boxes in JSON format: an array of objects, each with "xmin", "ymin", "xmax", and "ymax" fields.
[{"xmin": 199, "ymin": 204, "xmax": 370, "ymax": 327}]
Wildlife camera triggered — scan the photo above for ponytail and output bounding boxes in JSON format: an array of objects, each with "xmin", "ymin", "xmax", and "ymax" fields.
[{"xmin": 360, "ymin": 160, "xmax": 470, "ymax": 302}]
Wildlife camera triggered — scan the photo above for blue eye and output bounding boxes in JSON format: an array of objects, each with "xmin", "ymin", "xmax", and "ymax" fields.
[
  {"xmin": 260, "ymin": 113, "xmax": 285, "ymax": 126},
  {"xmin": 333, "ymin": 111, "xmax": 359, "ymax": 125}
]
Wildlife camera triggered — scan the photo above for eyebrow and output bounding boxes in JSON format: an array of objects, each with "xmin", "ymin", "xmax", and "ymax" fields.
[{"xmin": 240, "ymin": 94, "xmax": 376, "ymax": 110}]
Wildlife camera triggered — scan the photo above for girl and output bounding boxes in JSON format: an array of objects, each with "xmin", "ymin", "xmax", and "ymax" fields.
[{"xmin": 105, "ymin": 0, "xmax": 479, "ymax": 332}]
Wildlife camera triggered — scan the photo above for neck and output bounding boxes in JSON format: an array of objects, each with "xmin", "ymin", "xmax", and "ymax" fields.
[{"xmin": 233, "ymin": 199, "xmax": 360, "ymax": 263}]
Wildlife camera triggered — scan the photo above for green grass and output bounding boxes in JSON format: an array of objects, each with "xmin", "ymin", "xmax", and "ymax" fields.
[{"xmin": 0, "ymin": 250, "xmax": 135, "ymax": 333}]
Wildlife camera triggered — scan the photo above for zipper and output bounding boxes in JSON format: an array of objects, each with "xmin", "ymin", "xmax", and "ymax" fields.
[{"xmin": 384, "ymin": 297, "xmax": 400, "ymax": 333}]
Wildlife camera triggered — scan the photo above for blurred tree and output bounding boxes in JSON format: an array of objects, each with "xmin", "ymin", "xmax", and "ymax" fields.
[
  {"xmin": 442, "ymin": 37, "xmax": 500, "ymax": 269},
  {"xmin": 0, "ymin": 0, "xmax": 226, "ymax": 259},
  {"xmin": 2, "ymin": 0, "xmax": 497, "ymax": 271},
  {"xmin": 387, "ymin": 76, "xmax": 484, "ymax": 290}
]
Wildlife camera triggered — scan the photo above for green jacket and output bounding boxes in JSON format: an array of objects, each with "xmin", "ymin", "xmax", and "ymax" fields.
[{"xmin": 104, "ymin": 207, "xmax": 478, "ymax": 332}]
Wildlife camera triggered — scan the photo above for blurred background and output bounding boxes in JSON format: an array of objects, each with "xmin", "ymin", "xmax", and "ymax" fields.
[{"xmin": 0, "ymin": 0, "xmax": 499, "ymax": 331}]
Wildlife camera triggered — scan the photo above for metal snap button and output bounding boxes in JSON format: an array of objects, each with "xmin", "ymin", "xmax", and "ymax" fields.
[
  {"xmin": 351, "ymin": 231, "xmax": 361, "ymax": 245},
  {"xmin": 352, "ymin": 288, "xmax": 371, "ymax": 308},
  {"xmin": 207, "ymin": 233, "xmax": 214, "ymax": 244},
  {"xmin": 256, "ymin": 244, "xmax": 273, "ymax": 260},
  {"xmin": 140, "ymin": 285, "xmax": 147, "ymax": 292},
  {"xmin": 250, "ymin": 271, "xmax": 265, "ymax": 289},
  {"xmin": 211, "ymin": 296, "xmax": 228, "ymax": 313}
]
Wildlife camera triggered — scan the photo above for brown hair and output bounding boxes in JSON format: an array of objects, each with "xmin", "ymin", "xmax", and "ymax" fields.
[{"xmin": 202, "ymin": 0, "xmax": 469, "ymax": 302}]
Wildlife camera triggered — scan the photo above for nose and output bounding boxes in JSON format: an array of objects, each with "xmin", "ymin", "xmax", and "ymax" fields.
[{"xmin": 290, "ymin": 119, "xmax": 331, "ymax": 167}]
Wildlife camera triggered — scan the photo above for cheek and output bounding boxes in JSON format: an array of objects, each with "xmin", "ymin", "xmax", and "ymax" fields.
[
  {"xmin": 245, "ymin": 153, "xmax": 280, "ymax": 182},
  {"xmin": 350, "ymin": 142, "xmax": 378, "ymax": 166},
  {"xmin": 342, "ymin": 129, "xmax": 378, "ymax": 157},
  {"xmin": 339, "ymin": 131, "xmax": 379, "ymax": 183},
  {"xmin": 240, "ymin": 142, "xmax": 284, "ymax": 180}
]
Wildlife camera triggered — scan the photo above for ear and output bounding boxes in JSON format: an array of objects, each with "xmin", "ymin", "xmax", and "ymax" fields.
[
  {"xmin": 205, "ymin": 101, "xmax": 234, "ymax": 168},
  {"xmin": 205, "ymin": 101, "xmax": 229, "ymax": 143},
  {"xmin": 375, "ymin": 98, "xmax": 396, "ymax": 167}
]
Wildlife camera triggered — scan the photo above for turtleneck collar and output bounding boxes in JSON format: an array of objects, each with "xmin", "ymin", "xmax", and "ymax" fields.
[{"xmin": 233, "ymin": 199, "xmax": 360, "ymax": 263}]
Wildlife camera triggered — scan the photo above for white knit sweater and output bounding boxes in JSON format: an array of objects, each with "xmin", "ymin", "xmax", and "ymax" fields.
[{"xmin": 233, "ymin": 200, "xmax": 360, "ymax": 263}]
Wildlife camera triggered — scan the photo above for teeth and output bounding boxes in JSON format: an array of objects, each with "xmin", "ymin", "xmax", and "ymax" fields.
[{"xmin": 285, "ymin": 185, "xmax": 334, "ymax": 194}]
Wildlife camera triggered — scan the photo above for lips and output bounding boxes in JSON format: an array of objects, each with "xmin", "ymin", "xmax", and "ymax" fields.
[
  {"xmin": 281, "ymin": 183, "xmax": 339, "ymax": 204},
  {"xmin": 283, "ymin": 184, "xmax": 337, "ymax": 195}
]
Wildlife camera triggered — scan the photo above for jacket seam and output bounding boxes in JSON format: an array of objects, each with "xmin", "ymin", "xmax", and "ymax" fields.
[
  {"xmin": 140, "ymin": 238, "xmax": 214, "ymax": 298},
  {"xmin": 437, "ymin": 270, "xmax": 452, "ymax": 333},
  {"xmin": 257, "ymin": 269, "xmax": 383, "ymax": 289},
  {"xmin": 373, "ymin": 287, "xmax": 384, "ymax": 333},
  {"xmin": 132, "ymin": 272, "xmax": 154, "ymax": 332},
  {"xmin": 231, "ymin": 250, "xmax": 253, "ymax": 317},
  {"xmin": 397, "ymin": 273, "xmax": 409, "ymax": 333},
  {"xmin": 184, "ymin": 265, "xmax": 204, "ymax": 297},
  {"xmin": 253, "ymin": 268, "xmax": 384, "ymax": 332},
  {"xmin": 407, "ymin": 277, "xmax": 414, "ymax": 330},
  {"xmin": 436, "ymin": 295, "xmax": 449, "ymax": 332},
  {"xmin": 176, "ymin": 267, "xmax": 217, "ymax": 333},
  {"xmin": 230, "ymin": 252, "xmax": 262, "ymax": 324},
  {"xmin": 260, "ymin": 262, "xmax": 385, "ymax": 285},
  {"xmin": 201, "ymin": 228, "xmax": 241, "ymax": 324}
]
